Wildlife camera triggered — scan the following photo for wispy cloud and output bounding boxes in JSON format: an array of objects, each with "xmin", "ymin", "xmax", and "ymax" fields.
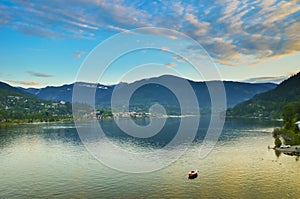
[
  {"xmin": 107, "ymin": 25, "xmax": 129, "ymax": 32},
  {"xmin": 27, "ymin": 71, "xmax": 53, "ymax": 77},
  {"xmin": 6, "ymin": 80, "xmax": 39, "ymax": 86},
  {"xmin": 1, "ymin": 0, "xmax": 299, "ymax": 65},
  {"xmin": 245, "ymin": 71, "xmax": 300, "ymax": 84},
  {"xmin": 165, "ymin": 62, "xmax": 177, "ymax": 68},
  {"xmin": 244, "ymin": 73, "xmax": 295, "ymax": 84},
  {"xmin": 74, "ymin": 51, "xmax": 86, "ymax": 59},
  {"xmin": 161, "ymin": 47, "xmax": 169, "ymax": 52},
  {"xmin": 173, "ymin": 54, "xmax": 186, "ymax": 63}
]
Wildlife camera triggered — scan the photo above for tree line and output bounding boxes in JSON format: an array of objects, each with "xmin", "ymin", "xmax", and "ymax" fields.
[{"xmin": 273, "ymin": 100, "xmax": 300, "ymax": 146}]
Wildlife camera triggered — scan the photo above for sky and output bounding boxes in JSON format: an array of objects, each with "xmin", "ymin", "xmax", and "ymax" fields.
[{"xmin": 0, "ymin": 0, "xmax": 299, "ymax": 88}]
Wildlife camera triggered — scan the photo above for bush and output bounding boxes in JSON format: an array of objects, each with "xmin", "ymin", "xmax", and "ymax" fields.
[
  {"xmin": 272, "ymin": 128, "xmax": 282, "ymax": 138},
  {"xmin": 275, "ymin": 137, "xmax": 282, "ymax": 147}
]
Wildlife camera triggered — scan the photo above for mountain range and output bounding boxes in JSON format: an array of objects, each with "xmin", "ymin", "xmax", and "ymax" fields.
[
  {"xmin": 18, "ymin": 75, "xmax": 276, "ymax": 113},
  {"xmin": 3, "ymin": 72, "xmax": 300, "ymax": 121}
]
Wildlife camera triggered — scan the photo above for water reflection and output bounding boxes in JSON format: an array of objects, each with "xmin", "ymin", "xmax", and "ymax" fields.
[
  {"xmin": 1, "ymin": 119, "xmax": 300, "ymax": 199},
  {"xmin": 0, "ymin": 122, "xmax": 82, "ymax": 150},
  {"xmin": 0, "ymin": 118, "xmax": 282, "ymax": 151},
  {"xmin": 275, "ymin": 150, "xmax": 282, "ymax": 158}
]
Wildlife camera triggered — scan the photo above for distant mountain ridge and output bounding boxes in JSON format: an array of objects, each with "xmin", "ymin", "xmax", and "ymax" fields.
[
  {"xmin": 227, "ymin": 72, "xmax": 300, "ymax": 118},
  {"xmin": 19, "ymin": 75, "xmax": 277, "ymax": 113},
  {"xmin": 1, "ymin": 81, "xmax": 33, "ymax": 96}
]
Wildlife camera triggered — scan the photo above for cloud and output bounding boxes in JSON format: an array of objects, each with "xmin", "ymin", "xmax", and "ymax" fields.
[
  {"xmin": 186, "ymin": 45, "xmax": 203, "ymax": 51},
  {"xmin": 6, "ymin": 80, "xmax": 40, "ymax": 86},
  {"xmin": 1, "ymin": 0, "xmax": 300, "ymax": 65},
  {"xmin": 173, "ymin": 54, "xmax": 186, "ymax": 62},
  {"xmin": 136, "ymin": 28, "xmax": 180, "ymax": 40},
  {"xmin": 166, "ymin": 35, "xmax": 178, "ymax": 40},
  {"xmin": 165, "ymin": 62, "xmax": 177, "ymax": 68},
  {"xmin": 107, "ymin": 25, "xmax": 129, "ymax": 32},
  {"xmin": 161, "ymin": 47, "xmax": 169, "ymax": 52},
  {"xmin": 184, "ymin": 13, "xmax": 210, "ymax": 36},
  {"xmin": 74, "ymin": 51, "xmax": 86, "ymax": 59},
  {"xmin": 244, "ymin": 73, "xmax": 295, "ymax": 84},
  {"xmin": 27, "ymin": 71, "xmax": 53, "ymax": 77}
]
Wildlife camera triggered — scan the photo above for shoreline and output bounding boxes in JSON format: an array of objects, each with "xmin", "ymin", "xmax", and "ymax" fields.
[
  {"xmin": 1, "ymin": 115, "xmax": 282, "ymax": 126},
  {"xmin": 274, "ymin": 145, "xmax": 300, "ymax": 156},
  {"xmin": 0, "ymin": 117, "xmax": 74, "ymax": 126}
]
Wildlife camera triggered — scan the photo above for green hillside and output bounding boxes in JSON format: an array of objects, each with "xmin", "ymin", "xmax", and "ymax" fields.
[
  {"xmin": 0, "ymin": 82, "xmax": 72, "ymax": 123},
  {"xmin": 227, "ymin": 72, "xmax": 300, "ymax": 119}
]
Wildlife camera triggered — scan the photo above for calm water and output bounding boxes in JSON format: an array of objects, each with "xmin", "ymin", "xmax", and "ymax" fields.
[{"xmin": 0, "ymin": 118, "xmax": 299, "ymax": 198}]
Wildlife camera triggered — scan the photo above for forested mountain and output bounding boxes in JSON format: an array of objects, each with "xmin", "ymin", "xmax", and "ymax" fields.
[
  {"xmin": 227, "ymin": 72, "xmax": 300, "ymax": 118},
  {"xmin": 1, "ymin": 74, "xmax": 279, "ymax": 121},
  {"xmin": 20, "ymin": 75, "xmax": 277, "ymax": 113},
  {"xmin": 0, "ymin": 81, "xmax": 72, "ymax": 122}
]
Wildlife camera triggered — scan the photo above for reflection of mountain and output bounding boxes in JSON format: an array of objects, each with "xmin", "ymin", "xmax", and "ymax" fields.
[
  {"xmin": 20, "ymin": 75, "xmax": 276, "ymax": 112},
  {"xmin": 228, "ymin": 72, "xmax": 300, "ymax": 118}
]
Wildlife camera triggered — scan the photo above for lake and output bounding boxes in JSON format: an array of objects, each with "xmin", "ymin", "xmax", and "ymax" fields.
[{"xmin": 0, "ymin": 118, "xmax": 299, "ymax": 198}]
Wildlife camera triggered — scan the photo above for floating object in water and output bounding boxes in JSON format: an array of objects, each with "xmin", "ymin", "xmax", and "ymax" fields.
[{"xmin": 188, "ymin": 170, "xmax": 198, "ymax": 179}]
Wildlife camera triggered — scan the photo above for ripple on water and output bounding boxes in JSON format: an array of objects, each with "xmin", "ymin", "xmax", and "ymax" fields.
[{"xmin": 1, "ymin": 120, "xmax": 300, "ymax": 198}]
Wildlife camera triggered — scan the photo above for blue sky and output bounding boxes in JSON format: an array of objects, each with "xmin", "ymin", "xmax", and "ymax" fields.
[{"xmin": 0, "ymin": 0, "xmax": 299, "ymax": 88}]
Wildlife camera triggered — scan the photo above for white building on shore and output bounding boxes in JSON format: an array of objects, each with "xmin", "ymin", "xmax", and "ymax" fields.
[{"xmin": 296, "ymin": 121, "xmax": 300, "ymax": 130}]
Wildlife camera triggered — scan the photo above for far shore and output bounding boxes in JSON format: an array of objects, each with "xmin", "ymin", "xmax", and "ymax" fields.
[
  {"xmin": 0, "ymin": 115, "xmax": 284, "ymax": 127},
  {"xmin": 0, "ymin": 118, "xmax": 73, "ymax": 126}
]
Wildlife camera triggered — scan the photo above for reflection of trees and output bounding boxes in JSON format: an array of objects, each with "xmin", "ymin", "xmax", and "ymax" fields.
[
  {"xmin": 0, "ymin": 125, "xmax": 35, "ymax": 149},
  {"xmin": 296, "ymin": 156, "xmax": 299, "ymax": 161},
  {"xmin": 40, "ymin": 125, "xmax": 81, "ymax": 144},
  {"xmin": 275, "ymin": 150, "xmax": 281, "ymax": 158},
  {"xmin": 0, "ymin": 127, "xmax": 16, "ymax": 149}
]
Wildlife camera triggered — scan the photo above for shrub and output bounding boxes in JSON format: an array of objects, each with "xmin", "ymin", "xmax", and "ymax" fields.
[
  {"xmin": 272, "ymin": 128, "xmax": 282, "ymax": 138},
  {"xmin": 275, "ymin": 137, "xmax": 282, "ymax": 147}
]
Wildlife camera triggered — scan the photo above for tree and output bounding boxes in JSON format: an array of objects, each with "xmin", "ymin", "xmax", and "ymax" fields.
[
  {"xmin": 296, "ymin": 99, "xmax": 300, "ymax": 121},
  {"xmin": 282, "ymin": 103, "xmax": 296, "ymax": 131},
  {"xmin": 272, "ymin": 128, "xmax": 281, "ymax": 138},
  {"xmin": 275, "ymin": 137, "xmax": 282, "ymax": 148}
]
